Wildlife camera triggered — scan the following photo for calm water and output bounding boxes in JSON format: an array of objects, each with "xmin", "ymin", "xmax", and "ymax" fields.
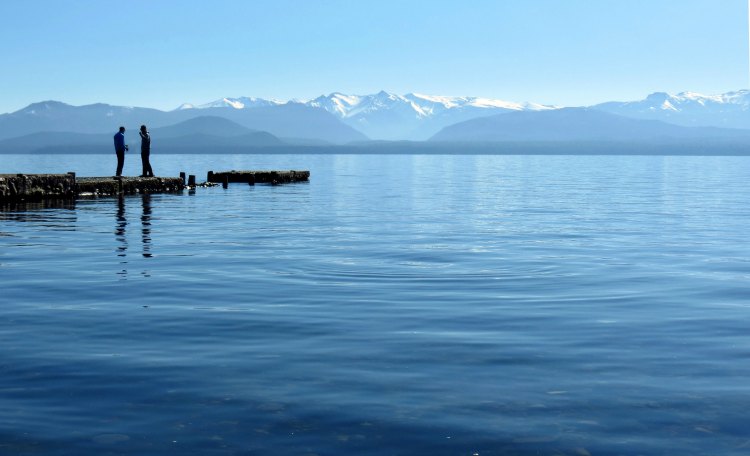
[{"xmin": 1, "ymin": 153, "xmax": 749, "ymax": 456}]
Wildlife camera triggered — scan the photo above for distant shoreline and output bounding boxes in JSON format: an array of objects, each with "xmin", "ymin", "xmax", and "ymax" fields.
[{"xmin": 3, "ymin": 141, "xmax": 750, "ymax": 156}]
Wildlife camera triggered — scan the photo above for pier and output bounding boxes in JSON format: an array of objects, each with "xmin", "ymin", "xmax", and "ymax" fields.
[
  {"xmin": 207, "ymin": 170, "xmax": 310, "ymax": 186},
  {"xmin": 1, "ymin": 173, "xmax": 78, "ymax": 201},
  {"xmin": 76, "ymin": 176, "xmax": 185, "ymax": 196},
  {"xmin": 0, "ymin": 170, "xmax": 310, "ymax": 202}
]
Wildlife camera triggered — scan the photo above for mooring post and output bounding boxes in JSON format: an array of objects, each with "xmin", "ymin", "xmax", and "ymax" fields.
[
  {"xmin": 207, "ymin": 171, "xmax": 214, "ymax": 182},
  {"xmin": 188, "ymin": 175, "xmax": 196, "ymax": 187},
  {"xmin": 222, "ymin": 175, "xmax": 229, "ymax": 189},
  {"xmin": 179, "ymin": 172, "xmax": 186, "ymax": 185}
]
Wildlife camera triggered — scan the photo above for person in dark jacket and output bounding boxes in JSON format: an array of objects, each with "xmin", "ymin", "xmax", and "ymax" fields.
[
  {"xmin": 139, "ymin": 125, "xmax": 154, "ymax": 177},
  {"xmin": 113, "ymin": 126, "xmax": 128, "ymax": 177}
]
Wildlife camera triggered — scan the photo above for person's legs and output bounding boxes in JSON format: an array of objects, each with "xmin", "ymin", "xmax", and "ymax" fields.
[
  {"xmin": 140, "ymin": 152, "xmax": 147, "ymax": 177},
  {"xmin": 116, "ymin": 150, "xmax": 125, "ymax": 176},
  {"xmin": 144, "ymin": 152, "xmax": 154, "ymax": 177}
]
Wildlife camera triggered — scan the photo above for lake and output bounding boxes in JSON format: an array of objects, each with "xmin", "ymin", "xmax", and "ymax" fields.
[{"xmin": 1, "ymin": 153, "xmax": 749, "ymax": 455}]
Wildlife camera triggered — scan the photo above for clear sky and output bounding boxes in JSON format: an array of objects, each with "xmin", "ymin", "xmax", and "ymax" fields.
[{"xmin": 0, "ymin": 0, "xmax": 746, "ymax": 113}]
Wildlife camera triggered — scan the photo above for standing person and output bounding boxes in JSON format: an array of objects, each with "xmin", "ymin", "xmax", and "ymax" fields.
[
  {"xmin": 113, "ymin": 126, "xmax": 128, "ymax": 177},
  {"xmin": 139, "ymin": 125, "xmax": 154, "ymax": 177}
]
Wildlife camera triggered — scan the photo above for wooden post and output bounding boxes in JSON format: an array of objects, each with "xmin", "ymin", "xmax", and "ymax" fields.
[
  {"xmin": 188, "ymin": 175, "xmax": 196, "ymax": 187},
  {"xmin": 179, "ymin": 172, "xmax": 186, "ymax": 185},
  {"xmin": 222, "ymin": 175, "xmax": 229, "ymax": 189},
  {"xmin": 207, "ymin": 171, "xmax": 214, "ymax": 182}
]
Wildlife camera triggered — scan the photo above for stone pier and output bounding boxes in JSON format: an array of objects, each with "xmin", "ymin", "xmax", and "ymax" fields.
[
  {"xmin": 76, "ymin": 177, "xmax": 185, "ymax": 197},
  {"xmin": 207, "ymin": 170, "xmax": 310, "ymax": 185},
  {"xmin": 0, "ymin": 174, "xmax": 185, "ymax": 201},
  {"xmin": 1, "ymin": 170, "xmax": 307, "ymax": 202},
  {"xmin": 0, "ymin": 173, "xmax": 77, "ymax": 201}
]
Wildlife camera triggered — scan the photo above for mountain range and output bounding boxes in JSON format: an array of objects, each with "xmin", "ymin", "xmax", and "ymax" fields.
[
  {"xmin": 303, "ymin": 91, "xmax": 555, "ymax": 140},
  {"xmin": 0, "ymin": 117, "xmax": 285, "ymax": 154},
  {"xmin": 593, "ymin": 91, "xmax": 750, "ymax": 129},
  {"xmin": 430, "ymin": 108, "xmax": 750, "ymax": 143},
  {"xmin": 1, "ymin": 89, "xmax": 749, "ymax": 154},
  {"xmin": 0, "ymin": 101, "xmax": 366, "ymax": 145},
  {"xmin": 177, "ymin": 89, "xmax": 750, "ymax": 140}
]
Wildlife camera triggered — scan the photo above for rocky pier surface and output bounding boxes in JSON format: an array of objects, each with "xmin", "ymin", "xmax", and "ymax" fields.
[
  {"xmin": 0, "ymin": 173, "xmax": 77, "ymax": 201},
  {"xmin": 207, "ymin": 170, "xmax": 310, "ymax": 185},
  {"xmin": 0, "ymin": 174, "xmax": 185, "ymax": 201},
  {"xmin": 76, "ymin": 177, "xmax": 185, "ymax": 197},
  {"xmin": 0, "ymin": 170, "xmax": 309, "ymax": 202}
]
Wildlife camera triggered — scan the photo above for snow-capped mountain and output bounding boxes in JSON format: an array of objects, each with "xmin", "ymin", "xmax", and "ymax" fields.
[
  {"xmin": 306, "ymin": 91, "xmax": 555, "ymax": 139},
  {"xmin": 594, "ymin": 90, "xmax": 750, "ymax": 129},
  {"xmin": 306, "ymin": 91, "xmax": 552, "ymax": 118},
  {"xmin": 307, "ymin": 91, "xmax": 431, "ymax": 139},
  {"xmin": 182, "ymin": 91, "xmax": 555, "ymax": 140},
  {"xmin": 178, "ymin": 97, "xmax": 284, "ymax": 110},
  {"xmin": 5, "ymin": 89, "xmax": 750, "ymax": 149}
]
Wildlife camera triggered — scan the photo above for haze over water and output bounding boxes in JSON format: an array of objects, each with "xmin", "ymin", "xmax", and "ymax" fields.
[{"xmin": 1, "ymin": 153, "xmax": 750, "ymax": 455}]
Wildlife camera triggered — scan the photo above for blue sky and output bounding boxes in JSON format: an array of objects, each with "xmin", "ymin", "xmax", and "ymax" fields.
[{"xmin": 0, "ymin": 0, "xmax": 746, "ymax": 113}]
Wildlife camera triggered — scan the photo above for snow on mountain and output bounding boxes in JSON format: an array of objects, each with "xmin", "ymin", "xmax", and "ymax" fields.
[
  {"xmin": 178, "ymin": 97, "xmax": 284, "ymax": 110},
  {"xmin": 594, "ymin": 90, "xmax": 750, "ymax": 129},
  {"xmin": 305, "ymin": 91, "xmax": 555, "ymax": 140},
  {"xmin": 6, "ymin": 89, "xmax": 750, "ymax": 145},
  {"xmin": 618, "ymin": 90, "xmax": 750, "ymax": 111},
  {"xmin": 308, "ymin": 91, "xmax": 553, "ymax": 120},
  {"xmin": 404, "ymin": 93, "xmax": 551, "ymax": 113},
  {"xmin": 307, "ymin": 93, "xmax": 366, "ymax": 117},
  {"xmin": 176, "ymin": 91, "xmax": 554, "ymax": 140},
  {"xmin": 175, "ymin": 89, "xmax": 750, "ymax": 139},
  {"xmin": 307, "ymin": 91, "xmax": 428, "ymax": 121}
]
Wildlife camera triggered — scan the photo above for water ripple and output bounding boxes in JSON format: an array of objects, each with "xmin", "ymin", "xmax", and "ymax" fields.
[{"xmin": 1, "ymin": 154, "xmax": 750, "ymax": 455}]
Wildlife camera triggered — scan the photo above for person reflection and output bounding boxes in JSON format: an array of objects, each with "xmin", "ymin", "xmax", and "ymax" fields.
[
  {"xmin": 115, "ymin": 196, "xmax": 128, "ymax": 278},
  {"xmin": 141, "ymin": 193, "xmax": 152, "ymax": 258}
]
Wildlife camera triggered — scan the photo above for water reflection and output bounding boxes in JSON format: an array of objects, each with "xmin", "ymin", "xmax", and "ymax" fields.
[
  {"xmin": 115, "ymin": 197, "xmax": 127, "ymax": 257},
  {"xmin": 115, "ymin": 196, "xmax": 128, "ymax": 278},
  {"xmin": 141, "ymin": 194, "xmax": 152, "ymax": 259},
  {"xmin": 0, "ymin": 199, "xmax": 77, "ymax": 228},
  {"xmin": 114, "ymin": 194, "xmax": 154, "ymax": 279}
]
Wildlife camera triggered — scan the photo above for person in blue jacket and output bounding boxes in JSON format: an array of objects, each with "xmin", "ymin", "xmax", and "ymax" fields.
[{"xmin": 113, "ymin": 126, "xmax": 128, "ymax": 177}]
